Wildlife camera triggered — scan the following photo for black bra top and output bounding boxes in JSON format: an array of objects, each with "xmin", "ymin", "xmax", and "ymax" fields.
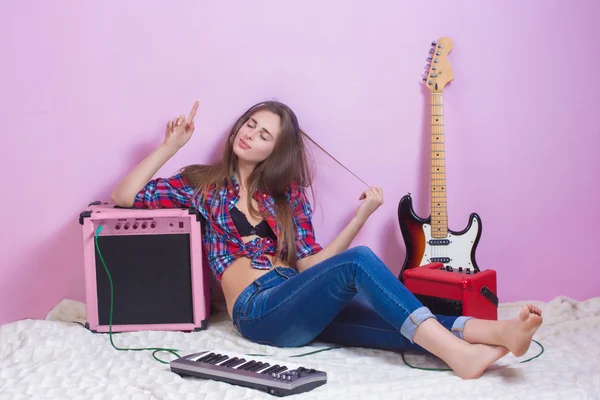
[{"xmin": 230, "ymin": 206, "xmax": 276, "ymax": 240}]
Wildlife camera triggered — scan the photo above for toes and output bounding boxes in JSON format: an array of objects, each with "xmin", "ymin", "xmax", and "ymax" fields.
[{"xmin": 526, "ymin": 304, "xmax": 542, "ymax": 316}]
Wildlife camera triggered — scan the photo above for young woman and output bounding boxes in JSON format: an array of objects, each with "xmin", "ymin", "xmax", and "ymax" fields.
[{"xmin": 111, "ymin": 100, "xmax": 543, "ymax": 379}]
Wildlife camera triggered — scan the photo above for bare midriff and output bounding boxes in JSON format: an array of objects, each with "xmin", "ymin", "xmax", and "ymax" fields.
[{"xmin": 220, "ymin": 241, "xmax": 294, "ymax": 319}]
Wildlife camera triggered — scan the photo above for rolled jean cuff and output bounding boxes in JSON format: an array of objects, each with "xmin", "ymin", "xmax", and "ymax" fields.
[
  {"xmin": 451, "ymin": 316, "xmax": 474, "ymax": 340},
  {"xmin": 400, "ymin": 306, "xmax": 437, "ymax": 343}
]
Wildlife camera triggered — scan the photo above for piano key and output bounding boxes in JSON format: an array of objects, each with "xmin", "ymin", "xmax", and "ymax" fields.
[
  {"xmin": 260, "ymin": 364, "xmax": 280, "ymax": 375},
  {"xmin": 195, "ymin": 352, "xmax": 215, "ymax": 363},
  {"xmin": 249, "ymin": 362, "xmax": 268, "ymax": 372},
  {"xmin": 210, "ymin": 355, "xmax": 229, "ymax": 365},
  {"xmin": 218, "ymin": 357, "xmax": 240, "ymax": 368},
  {"xmin": 203, "ymin": 353, "xmax": 223, "ymax": 364},
  {"xmin": 240, "ymin": 361, "xmax": 260, "ymax": 371},
  {"xmin": 235, "ymin": 360, "xmax": 256, "ymax": 370},
  {"xmin": 270, "ymin": 365, "xmax": 288, "ymax": 375},
  {"xmin": 226, "ymin": 358, "xmax": 246, "ymax": 369}
]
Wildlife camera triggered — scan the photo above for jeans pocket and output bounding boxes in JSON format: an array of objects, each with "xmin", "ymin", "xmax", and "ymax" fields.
[{"xmin": 240, "ymin": 289, "xmax": 262, "ymax": 319}]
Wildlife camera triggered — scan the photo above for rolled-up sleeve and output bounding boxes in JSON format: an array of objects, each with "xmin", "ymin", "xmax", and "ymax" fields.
[
  {"xmin": 132, "ymin": 172, "xmax": 195, "ymax": 209},
  {"xmin": 291, "ymin": 185, "xmax": 323, "ymax": 259}
]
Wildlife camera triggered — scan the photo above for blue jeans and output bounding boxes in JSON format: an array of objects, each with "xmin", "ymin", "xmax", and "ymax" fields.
[{"xmin": 232, "ymin": 246, "xmax": 473, "ymax": 352}]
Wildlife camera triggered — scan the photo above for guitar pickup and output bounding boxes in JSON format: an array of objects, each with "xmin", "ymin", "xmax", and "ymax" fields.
[{"xmin": 428, "ymin": 239, "xmax": 450, "ymax": 246}]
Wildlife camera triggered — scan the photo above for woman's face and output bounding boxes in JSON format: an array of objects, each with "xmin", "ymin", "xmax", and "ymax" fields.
[{"xmin": 232, "ymin": 109, "xmax": 282, "ymax": 164}]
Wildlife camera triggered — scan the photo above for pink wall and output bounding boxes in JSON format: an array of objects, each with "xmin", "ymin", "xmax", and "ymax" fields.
[{"xmin": 1, "ymin": 1, "xmax": 599, "ymax": 325}]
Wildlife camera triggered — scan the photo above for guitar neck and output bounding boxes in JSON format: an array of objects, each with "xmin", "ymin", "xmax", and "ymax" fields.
[{"xmin": 430, "ymin": 92, "xmax": 448, "ymax": 238}]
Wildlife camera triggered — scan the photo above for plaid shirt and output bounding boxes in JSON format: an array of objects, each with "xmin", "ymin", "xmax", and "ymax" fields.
[{"xmin": 132, "ymin": 172, "xmax": 323, "ymax": 281}]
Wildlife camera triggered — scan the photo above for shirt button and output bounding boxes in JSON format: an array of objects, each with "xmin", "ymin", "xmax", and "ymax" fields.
[{"xmin": 250, "ymin": 229, "xmax": 256, "ymax": 235}]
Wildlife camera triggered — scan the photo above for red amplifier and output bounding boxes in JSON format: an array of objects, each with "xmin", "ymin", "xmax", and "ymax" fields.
[{"xmin": 403, "ymin": 263, "xmax": 498, "ymax": 320}]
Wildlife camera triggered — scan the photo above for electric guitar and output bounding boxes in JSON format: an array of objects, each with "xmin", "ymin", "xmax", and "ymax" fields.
[{"xmin": 398, "ymin": 37, "xmax": 482, "ymax": 281}]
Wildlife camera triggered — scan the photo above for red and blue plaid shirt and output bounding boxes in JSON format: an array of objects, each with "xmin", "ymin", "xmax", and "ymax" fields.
[{"xmin": 132, "ymin": 172, "xmax": 323, "ymax": 281}]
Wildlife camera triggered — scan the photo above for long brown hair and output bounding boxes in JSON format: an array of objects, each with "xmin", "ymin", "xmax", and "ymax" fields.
[{"xmin": 181, "ymin": 101, "xmax": 314, "ymax": 267}]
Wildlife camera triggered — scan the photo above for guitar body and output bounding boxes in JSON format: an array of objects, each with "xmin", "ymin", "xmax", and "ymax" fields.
[{"xmin": 398, "ymin": 194, "xmax": 482, "ymax": 281}]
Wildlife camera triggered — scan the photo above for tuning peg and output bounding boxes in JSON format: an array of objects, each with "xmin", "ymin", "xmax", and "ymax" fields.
[
  {"xmin": 437, "ymin": 43, "xmax": 443, "ymax": 48},
  {"xmin": 427, "ymin": 56, "xmax": 433, "ymax": 60},
  {"xmin": 422, "ymin": 78, "xmax": 427, "ymax": 82},
  {"xmin": 431, "ymin": 41, "xmax": 437, "ymax": 46},
  {"xmin": 429, "ymin": 48, "xmax": 434, "ymax": 53},
  {"xmin": 432, "ymin": 66, "xmax": 437, "ymax": 71}
]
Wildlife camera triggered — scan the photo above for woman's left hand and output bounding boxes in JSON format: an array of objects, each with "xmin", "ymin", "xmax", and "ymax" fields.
[{"xmin": 355, "ymin": 186, "xmax": 384, "ymax": 225}]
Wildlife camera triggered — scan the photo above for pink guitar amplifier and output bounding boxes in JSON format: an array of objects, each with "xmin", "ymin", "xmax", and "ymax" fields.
[{"xmin": 79, "ymin": 201, "xmax": 211, "ymax": 333}]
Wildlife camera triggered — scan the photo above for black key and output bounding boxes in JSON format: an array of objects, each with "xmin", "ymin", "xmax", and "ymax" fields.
[
  {"xmin": 210, "ymin": 354, "xmax": 227, "ymax": 364},
  {"xmin": 226, "ymin": 359, "xmax": 246, "ymax": 369},
  {"xmin": 246, "ymin": 361, "xmax": 262, "ymax": 372},
  {"xmin": 237, "ymin": 360, "xmax": 256, "ymax": 370},
  {"xmin": 261, "ymin": 365, "xmax": 280, "ymax": 375},
  {"xmin": 203, "ymin": 354, "xmax": 222, "ymax": 364},
  {"xmin": 271, "ymin": 366, "xmax": 288, "ymax": 374},
  {"xmin": 196, "ymin": 353, "xmax": 216, "ymax": 362},
  {"xmin": 254, "ymin": 362, "xmax": 271, "ymax": 372},
  {"xmin": 219, "ymin": 357, "xmax": 239, "ymax": 368},
  {"xmin": 197, "ymin": 353, "xmax": 215, "ymax": 363},
  {"xmin": 249, "ymin": 362, "xmax": 268, "ymax": 372},
  {"xmin": 241, "ymin": 361, "xmax": 258, "ymax": 371},
  {"xmin": 210, "ymin": 355, "xmax": 229, "ymax": 364}
]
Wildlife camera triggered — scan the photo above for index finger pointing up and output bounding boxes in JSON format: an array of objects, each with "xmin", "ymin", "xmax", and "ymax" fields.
[{"xmin": 187, "ymin": 100, "xmax": 199, "ymax": 122}]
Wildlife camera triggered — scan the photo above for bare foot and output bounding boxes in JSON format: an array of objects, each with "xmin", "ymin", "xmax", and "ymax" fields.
[
  {"xmin": 503, "ymin": 305, "xmax": 543, "ymax": 357},
  {"xmin": 449, "ymin": 343, "xmax": 509, "ymax": 379}
]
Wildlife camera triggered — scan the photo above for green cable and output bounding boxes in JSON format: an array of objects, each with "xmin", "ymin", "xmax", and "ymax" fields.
[
  {"xmin": 247, "ymin": 339, "xmax": 543, "ymax": 370},
  {"xmin": 94, "ymin": 225, "xmax": 181, "ymax": 364},
  {"xmin": 94, "ymin": 225, "xmax": 545, "ymax": 370}
]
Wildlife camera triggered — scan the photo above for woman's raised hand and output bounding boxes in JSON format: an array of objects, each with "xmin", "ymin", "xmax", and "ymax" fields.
[{"xmin": 164, "ymin": 100, "xmax": 199, "ymax": 151}]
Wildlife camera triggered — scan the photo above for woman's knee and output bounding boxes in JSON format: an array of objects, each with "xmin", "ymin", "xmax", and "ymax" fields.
[
  {"xmin": 346, "ymin": 245, "xmax": 377, "ymax": 260},
  {"xmin": 344, "ymin": 246, "xmax": 382, "ymax": 267}
]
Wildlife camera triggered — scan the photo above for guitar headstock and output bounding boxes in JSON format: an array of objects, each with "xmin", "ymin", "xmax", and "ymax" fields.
[{"xmin": 423, "ymin": 37, "xmax": 454, "ymax": 92}]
